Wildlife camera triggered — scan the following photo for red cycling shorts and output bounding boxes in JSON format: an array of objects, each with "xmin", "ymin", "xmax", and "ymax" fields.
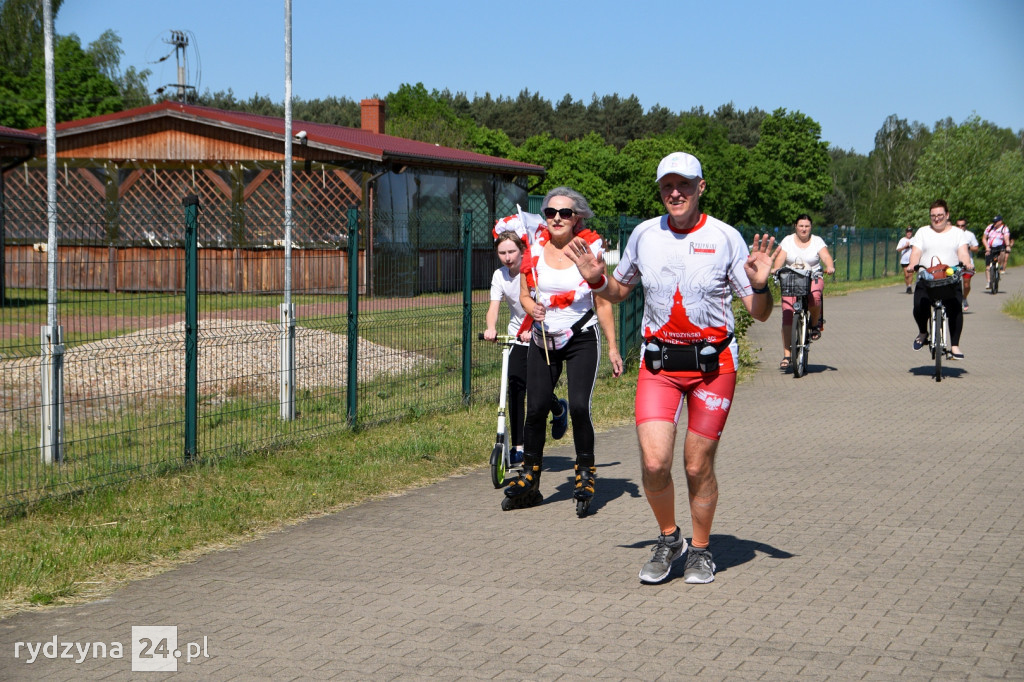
[
  {"xmin": 781, "ymin": 277, "xmax": 825, "ymax": 325},
  {"xmin": 635, "ymin": 366, "xmax": 737, "ymax": 441}
]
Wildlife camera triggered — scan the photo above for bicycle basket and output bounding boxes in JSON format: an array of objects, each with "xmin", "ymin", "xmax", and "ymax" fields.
[
  {"xmin": 777, "ymin": 269, "xmax": 812, "ymax": 297},
  {"xmin": 920, "ymin": 271, "xmax": 962, "ymax": 301}
]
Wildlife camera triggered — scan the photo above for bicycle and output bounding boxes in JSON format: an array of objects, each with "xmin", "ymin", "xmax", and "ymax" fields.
[
  {"xmin": 989, "ymin": 253, "xmax": 1001, "ymax": 294},
  {"xmin": 774, "ymin": 265, "xmax": 824, "ymax": 379},
  {"xmin": 915, "ymin": 265, "xmax": 963, "ymax": 382},
  {"xmin": 477, "ymin": 333, "xmax": 524, "ymax": 488}
]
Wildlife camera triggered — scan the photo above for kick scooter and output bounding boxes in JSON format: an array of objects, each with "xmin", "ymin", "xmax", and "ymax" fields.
[{"xmin": 478, "ymin": 333, "xmax": 523, "ymax": 488}]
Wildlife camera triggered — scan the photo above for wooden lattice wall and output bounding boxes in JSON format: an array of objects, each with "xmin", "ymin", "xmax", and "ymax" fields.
[{"xmin": 1, "ymin": 160, "xmax": 363, "ymax": 245}]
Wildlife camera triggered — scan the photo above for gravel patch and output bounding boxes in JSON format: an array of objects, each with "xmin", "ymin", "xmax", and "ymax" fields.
[{"xmin": 0, "ymin": 318, "xmax": 434, "ymax": 432}]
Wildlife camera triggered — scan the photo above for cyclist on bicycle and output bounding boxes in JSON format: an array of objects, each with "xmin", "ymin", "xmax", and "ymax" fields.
[
  {"xmin": 983, "ymin": 216, "xmax": 1011, "ymax": 290},
  {"xmin": 907, "ymin": 200, "xmax": 972, "ymax": 359},
  {"xmin": 770, "ymin": 214, "xmax": 835, "ymax": 371}
]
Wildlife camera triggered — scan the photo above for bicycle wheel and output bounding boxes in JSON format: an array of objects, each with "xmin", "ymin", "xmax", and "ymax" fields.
[
  {"xmin": 933, "ymin": 305, "xmax": 943, "ymax": 381},
  {"xmin": 792, "ymin": 310, "xmax": 808, "ymax": 378},
  {"xmin": 992, "ymin": 263, "xmax": 1000, "ymax": 294},
  {"xmin": 489, "ymin": 444, "xmax": 505, "ymax": 488}
]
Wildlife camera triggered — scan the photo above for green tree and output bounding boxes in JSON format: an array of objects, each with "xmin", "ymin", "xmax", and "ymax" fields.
[
  {"xmin": 86, "ymin": 29, "xmax": 151, "ymax": 108},
  {"xmin": 540, "ymin": 132, "xmax": 622, "ymax": 217},
  {"xmin": 893, "ymin": 115, "xmax": 1024, "ymax": 230},
  {"xmin": 385, "ymin": 82, "xmax": 475, "ymax": 149},
  {"xmin": 746, "ymin": 108, "xmax": 832, "ymax": 226},
  {"xmin": 586, "ymin": 93, "xmax": 645, "ymax": 149},
  {"xmin": 855, "ymin": 114, "xmax": 931, "ymax": 227},
  {"xmin": 510, "ymin": 132, "xmax": 568, "ymax": 173},
  {"xmin": 469, "ymin": 125, "xmax": 514, "ymax": 158},
  {"xmin": 641, "ymin": 104, "xmax": 679, "ymax": 137},
  {"xmin": 823, "ymin": 147, "xmax": 869, "ymax": 227},
  {"xmin": 552, "ymin": 93, "xmax": 587, "ymax": 142},
  {"xmin": 712, "ymin": 102, "xmax": 766, "ymax": 148},
  {"xmin": 617, "ymin": 135, "xmax": 689, "ymax": 218},
  {"xmin": 0, "ymin": 0, "xmax": 64, "ymax": 78},
  {"xmin": 0, "ymin": 33, "xmax": 122, "ymax": 128},
  {"xmin": 294, "ymin": 96, "xmax": 361, "ymax": 127}
]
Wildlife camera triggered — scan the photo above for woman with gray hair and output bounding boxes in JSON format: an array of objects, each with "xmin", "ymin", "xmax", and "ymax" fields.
[{"xmin": 502, "ymin": 187, "xmax": 623, "ymax": 516}]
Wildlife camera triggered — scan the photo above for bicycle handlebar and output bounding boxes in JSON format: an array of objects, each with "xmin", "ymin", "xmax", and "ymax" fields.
[{"xmin": 774, "ymin": 265, "xmax": 825, "ymax": 282}]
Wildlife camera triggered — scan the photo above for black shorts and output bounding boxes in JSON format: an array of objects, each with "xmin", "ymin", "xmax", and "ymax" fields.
[{"xmin": 985, "ymin": 246, "xmax": 1005, "ymax": 266}]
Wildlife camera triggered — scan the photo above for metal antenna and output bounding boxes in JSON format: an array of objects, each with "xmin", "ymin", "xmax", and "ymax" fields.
[{"xmin": 160, "ymin": 30, "xmax": 195, "ymax": 102}]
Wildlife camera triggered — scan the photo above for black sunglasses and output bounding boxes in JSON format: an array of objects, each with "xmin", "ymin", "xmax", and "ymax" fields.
[{"xmin": 543, "ymin": 207, "xmax": 576, "ymax": 220}]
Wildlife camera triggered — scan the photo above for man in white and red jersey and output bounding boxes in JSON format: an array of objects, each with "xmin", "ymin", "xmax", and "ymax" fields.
[{"xmin": 567, "ymin": 151, "xmax": 776, "ymax": 585}]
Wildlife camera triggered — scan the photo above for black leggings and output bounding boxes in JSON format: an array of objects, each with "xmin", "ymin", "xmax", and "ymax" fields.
[
  {"xmin": 508, "ymin": 344, "xmax": 561, "ymax": 448},
  {"xmin": 524, "ymin": 326, "xmax": 601, "ymax": 461},
  {"xmin": 913, "ymin": 283, "xmax": 963, "ymax": 345}
]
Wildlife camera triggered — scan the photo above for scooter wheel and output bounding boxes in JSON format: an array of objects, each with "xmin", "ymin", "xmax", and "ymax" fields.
[
  {"xmin": 576, "ymin": 498, "xmax": 590, "ymax": 518},
  {"xmin": 489, "ymin": 444, "xmax": 505, "ymax": 489}
]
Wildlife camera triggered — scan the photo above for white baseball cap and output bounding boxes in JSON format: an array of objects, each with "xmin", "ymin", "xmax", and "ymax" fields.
[{"xmin": 656, "ymin": 152, "xmax": 703, "ymax": 182}]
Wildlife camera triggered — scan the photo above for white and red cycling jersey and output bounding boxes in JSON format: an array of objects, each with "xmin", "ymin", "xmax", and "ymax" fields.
[
  {"xmin": 613, "ymin": 213, "xmax": 754, "ymax": 375},
  {"xmin": 984, "ymin": 223, "xmax": 1010, "ymax": 249},
  {"xmin": 520, "ymin": 225, "xmax": 603, "ymax": 335}
]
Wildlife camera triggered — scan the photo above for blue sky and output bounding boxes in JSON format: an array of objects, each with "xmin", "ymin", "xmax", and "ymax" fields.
[{"xmin": 56, "ymin": 0, "xmax": 1024, "ymax": 154}]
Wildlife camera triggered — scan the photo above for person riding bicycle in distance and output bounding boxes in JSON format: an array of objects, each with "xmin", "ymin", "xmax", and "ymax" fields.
[
  {"xmin": 770, "ymin": 214, "xmax": 835, "ymax": 371},
  {"xmin": 907, "ymin": 199, "xmax": 971, "ymax": 359},
  {"xmin": 982, "ymin": 215, "xmax": 1011, "ymax": 289}
]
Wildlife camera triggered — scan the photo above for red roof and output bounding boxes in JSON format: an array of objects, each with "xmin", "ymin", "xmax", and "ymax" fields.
[
  {"xmin": 0, "ymin": 125, "xmax": 41, "ymax": 142},
  {"xmin": 31, "ymin": 101, "xmax": 544, "ymax": 176}
]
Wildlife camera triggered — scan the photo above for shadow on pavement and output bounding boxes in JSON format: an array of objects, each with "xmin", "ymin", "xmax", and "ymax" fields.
[
  {"xmin": 626, "ymin": 533, "xmax": 795, "ymax": 584},
  {"xmin": 542, "ymin": 456, "xmax": 642, "ymax": 516},
  {"xmin": 908, "ymin": 365, "xmax": 968, "ymax": 379}
]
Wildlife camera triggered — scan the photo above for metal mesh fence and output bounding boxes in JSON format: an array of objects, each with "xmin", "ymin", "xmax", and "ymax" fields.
[{"xmin": 1, "ymin": 197, "xmax": 905, "ymax": 511}]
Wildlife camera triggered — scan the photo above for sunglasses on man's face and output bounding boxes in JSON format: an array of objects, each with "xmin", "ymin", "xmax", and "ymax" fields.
[{"xmin": 543, "ymin": 207, "xmax": 575, "ymax": 220}]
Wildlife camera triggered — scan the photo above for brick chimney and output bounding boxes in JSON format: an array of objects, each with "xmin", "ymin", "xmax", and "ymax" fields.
[{"xmin": 360, "ymin": 99, "xmax": 385, "ymax": 134}]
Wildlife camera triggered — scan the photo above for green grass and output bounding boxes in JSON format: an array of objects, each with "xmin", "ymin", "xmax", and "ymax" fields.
[
  {"xmin": 0, "ymin": 369, "xmax": 638, "ymax": 617},
  {"xmin": 1004, "ymin": 294, "xmax": 1024, "ymax": 321}
]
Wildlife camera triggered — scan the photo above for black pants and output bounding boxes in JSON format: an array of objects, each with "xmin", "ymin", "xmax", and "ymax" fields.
[
  {"xmin": 508, "ymin": 343, "xmax": 561, "ymax": 448},
  {"xmin": 524, "ymin": 326, "xmax": 601, "ymax": 461},
  {"xmin": 913, "ymin": 283, "xmax": 963, "ymax": 345}
]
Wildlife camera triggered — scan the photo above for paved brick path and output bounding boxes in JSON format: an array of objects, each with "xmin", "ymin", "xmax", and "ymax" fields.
[{"xmin": 2, "ymin": 273, "xmax": 1022, "ymax": 680}]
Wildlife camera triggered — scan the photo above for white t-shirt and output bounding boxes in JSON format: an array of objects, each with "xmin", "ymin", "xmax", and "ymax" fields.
[
  {"xmin": 613, "ymin": 213, "xmax": 751, "ymax": 373},
  {"xmin": 521, "ymin": 226, "xmax": 604, "ymax": 335},
  {"xmin": 910, "ymin": 225, "xmax": 966, "ymax": 268},
  {"xmin": 962, "ymin": 229, "xmax": 979, "ymax": 250},
  {"xmin": 897, "ymin": 236, "xmax": 913, "ymax": 265},
  {"xmin": 490, "ymin": 266, "xmax": 528, "ymax": 340},
  {"xmin": 779, "ymin": 234, "xmax": 827, "ymax": 268}
]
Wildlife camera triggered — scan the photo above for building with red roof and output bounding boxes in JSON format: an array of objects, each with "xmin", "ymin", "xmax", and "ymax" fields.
[{"xmin": 2, "ymin": 100, "xmax": 545, "ymax": 294}]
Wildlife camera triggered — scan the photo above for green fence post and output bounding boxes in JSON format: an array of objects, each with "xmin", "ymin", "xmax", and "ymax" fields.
[
  {"xmin": 347, "ymin": 207, "xmax": 359, "ymax": 427},
  {"xmin": 874, "ymin": 229, "xmax": 880, "ymax": 279},
  {"xmin": 884, "ymin": 230, "xmax": 891, "ymax": 276},
  {"xmin": 617, "ymin": 215, "xmax": 627, "ymax": 352},
  {"xmin": 183, "ymin": 194, "xmax": 198, "ymax": 462},
  {"xmin": 462, "ymin": 211, "xmax": 473, "ymax": 404},
  {"xmin": 844, "ymin": 227, "xmax": 851, "ymax": 282}
]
